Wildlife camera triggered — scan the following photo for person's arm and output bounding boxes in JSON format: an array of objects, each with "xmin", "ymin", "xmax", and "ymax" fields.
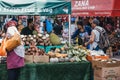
[
  {"xmin": 20, "ymin": 28, "xmax": 25, "ymax": 35},
  {"xmin": 85, "ymin": 31, "xmax": 95, "ymax": 46},
  {"xmin": 71, "ymin": 29, "xmax": 80, "ymax": 39}
]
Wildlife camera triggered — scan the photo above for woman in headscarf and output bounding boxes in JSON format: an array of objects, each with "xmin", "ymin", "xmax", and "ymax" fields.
[{"xmin": 5, "ymin": 20, "xmax": 25, "ymax": 80}]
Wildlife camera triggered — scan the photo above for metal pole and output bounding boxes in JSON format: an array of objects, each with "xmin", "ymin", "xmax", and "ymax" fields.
[{"xmin": 68, "ymin": 14, "xmax": 71, "ymax": 46}]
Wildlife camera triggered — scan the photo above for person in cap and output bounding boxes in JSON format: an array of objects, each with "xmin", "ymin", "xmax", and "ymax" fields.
[{"xmin": 85, "ymin": 18, "xmax": 102, "ymax": 50}]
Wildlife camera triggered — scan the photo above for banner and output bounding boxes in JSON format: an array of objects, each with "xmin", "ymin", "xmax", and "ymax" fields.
[
  {"xmin": 0, "ymin": 0, "xmax": 71, "ymax": 15},
  {"xmin": 72, "ymin": 0, "xmax": 120, "ymax": 16}
]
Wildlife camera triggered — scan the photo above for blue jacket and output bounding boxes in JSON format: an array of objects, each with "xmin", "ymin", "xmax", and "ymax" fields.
[
  {"xmin": 84, "ymin": 25, "xmax": 92, "ymax": 35},
  {"xmin": 71, "ymin": 29, "xmax": 80, "ymax": 39},
  {"xmin": 46, "ymin": 19, "xmax": 53, "ymax": 33}
]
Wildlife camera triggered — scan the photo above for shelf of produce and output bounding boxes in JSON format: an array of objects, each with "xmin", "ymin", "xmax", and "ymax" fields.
[
  {"xmin": 45, "ymin": 45, "xmax": 64, "ymax": 53},
  {"xmin": 25, "ymin": 46, "xmax": 45, "ymax": 50},
  {"xmin": 24, "ymin": 45, "xmax": 64, "ymax": 53}
]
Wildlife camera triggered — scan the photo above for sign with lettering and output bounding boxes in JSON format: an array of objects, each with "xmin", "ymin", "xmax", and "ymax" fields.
[
  {"xmin": 72, "ymin": 0, "xmax": 116, "ymax": 16},
  {"xmin": 0, "ymin": 0, "xmax": 71, "ymax": 15}
]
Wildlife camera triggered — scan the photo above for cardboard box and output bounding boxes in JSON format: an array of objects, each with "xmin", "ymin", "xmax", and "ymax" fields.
[
  {"xmin": 94, "ymin": 76, "xmax": 120, "ymax": 80},
  {"xmin": 34, "ymin": 55, "xmax": 49, "ymax": 63},
  {"xmin": 25, "ymin": 55, "xmax": 34, "ymax": 63},
  {"xmin": 93, "ymin": 60, "xmax": 120, "ymax": 79},
  {"xmin": 94, "ymin": 67, "xmax": 120, "ymax": 78},
  {"xmin": 92, "ymin": 60, "xmax": 120, "ymax": 68}
]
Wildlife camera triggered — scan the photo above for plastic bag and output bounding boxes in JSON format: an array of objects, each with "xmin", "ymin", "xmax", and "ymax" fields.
[{"xmin": 0, "ymin": 39, "xmax": 7, "ymax": 56}]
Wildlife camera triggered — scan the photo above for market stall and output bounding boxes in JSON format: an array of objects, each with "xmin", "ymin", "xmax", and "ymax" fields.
[
  {"xmin": 0, "ymin": 0, "xmax": 71, "ymax": 52},
  {"xmin": 71, "ymin": 0, "xmax": 120, "ymax": 54},
  {"xmin": 0, "ymin": 0, "xmax": 73, "ymax": 45},
  {"xmin": 72, "ymin": 0, "xmax": 120, "ymax": 80}
]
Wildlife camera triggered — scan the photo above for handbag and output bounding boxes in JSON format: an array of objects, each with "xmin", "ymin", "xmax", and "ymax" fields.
[
  {"xmin": 0, "ymin": 39, "xmax": 7, "ymax": 56},
  {"xmin": 5, "ymin": 33, "xmax": 21, "ymax": 52}
]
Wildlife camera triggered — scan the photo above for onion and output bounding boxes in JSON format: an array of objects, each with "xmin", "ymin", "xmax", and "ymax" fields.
[
  {"xmin": 42, "ymin": 36, "xmax": 46, "ymax": 40},
  {"xmin": 28, "ymin": 35, "xmax": 32, "ymax": 37},
  {"xmin": 30, "ymin": 37, "xmax": 34, "ymax": 40},
  {"xmin": 38, "ymin": 33, "xmax": 42, "ymax": 37},
  {"xmin": 46, "ymin": 34, "xmax": 49, "ymax": 37},
  {"xmin": 33, "ymin": 35, "xmax": 37, "ymax": 38}
]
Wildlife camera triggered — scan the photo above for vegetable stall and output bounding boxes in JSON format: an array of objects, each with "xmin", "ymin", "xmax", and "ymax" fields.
[{"xmin": 72, "ymin": 0, "xmax": 120, "ymax": 80}]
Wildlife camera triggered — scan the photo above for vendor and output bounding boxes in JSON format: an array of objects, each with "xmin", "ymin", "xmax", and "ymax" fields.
[
  {"xmin": 71, "ymin": 21, "xmax": 89, "ymax": 46},
  {"xmin": 17, "ymin": 19, "xmax": 24, "ymax": 33},
  {"xmin": 32, "ymin": 23, "xmax": 40, "ymax": 35},
  {"xmin": 21, "ymin": 19, "xmax": 34, "ymax": 35},
  {"xmin": 53, "ymin": 20, "xmax": 63, "ymax": 36}
]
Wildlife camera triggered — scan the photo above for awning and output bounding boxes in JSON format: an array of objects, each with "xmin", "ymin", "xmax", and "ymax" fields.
[
  {"xmin": 0, "ymin": 0, "xmax": 71, "ymax": 15},
  {"xmin": 72, "ymin": 0, "xmax": 120, "ymax": 16}
]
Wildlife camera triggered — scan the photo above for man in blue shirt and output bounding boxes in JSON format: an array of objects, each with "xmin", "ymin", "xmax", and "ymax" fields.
[{"xmin": 72, "ymin": 21, "xmax": 89, "ymax": 45}]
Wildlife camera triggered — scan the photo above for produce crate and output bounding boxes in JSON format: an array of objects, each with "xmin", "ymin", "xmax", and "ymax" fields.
[
  {"xmin": 86, "ymin": 55, "xmax": 109, "ymax": 62},
  {"xmin": 92, "ymin": 60, "xmax": 120, "ymax": 68},
  {"xmin": 92, "ymin": 60, "xmax": 120, "ymax": 80},
  {"xmin": 25, "ymin": 55, "xmax": 49, "ymax": 63},
  {"xmin": 34, "ymin": 55, "xmax": 49, "ymax": 63},
  {"xmin": 24, "ymin": 46, "xmax": 45, "ymax": 50},
  {"xmin": 94, "ymin": 76, "xmax": 120, "ymax": 80},
  {"xmin": 25, "ymin": 45, "xmax": 64, "ymax": 53},
  {"xmin": 45, "ymin": 45, "xmax": 63, "ymax": 53},
  {"xmin": 24, "ymin": 55, "xmax": 34, "ymax": 63},
  {"xmin": 94, "ymin": 66, "xmax": 120, "ymax": 78}
]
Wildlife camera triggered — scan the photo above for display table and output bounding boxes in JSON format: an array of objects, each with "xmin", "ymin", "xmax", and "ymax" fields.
[{"xmin": 0, "ymin": 62, "xmax": 92, "ymax": 80}]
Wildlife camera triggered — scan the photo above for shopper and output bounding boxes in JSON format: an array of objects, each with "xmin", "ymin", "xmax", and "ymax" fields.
[
  {"xmin": 85, "ymin": 19, "xmax": 101, "ymax": 51},
  {"xmin": 72, "ymin": 21, "xmax": 89, "ymax": 45},
  {"xmin": 5, "ymin": 20, "xmax": 25, "ymax": 80},
  {"xmin": 62, "ymin": 23, "xmax": 69, "ymax": 40},
  {"xmin": 21, "ymin": 19, "xmax": 34, "ymax": 35}
]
